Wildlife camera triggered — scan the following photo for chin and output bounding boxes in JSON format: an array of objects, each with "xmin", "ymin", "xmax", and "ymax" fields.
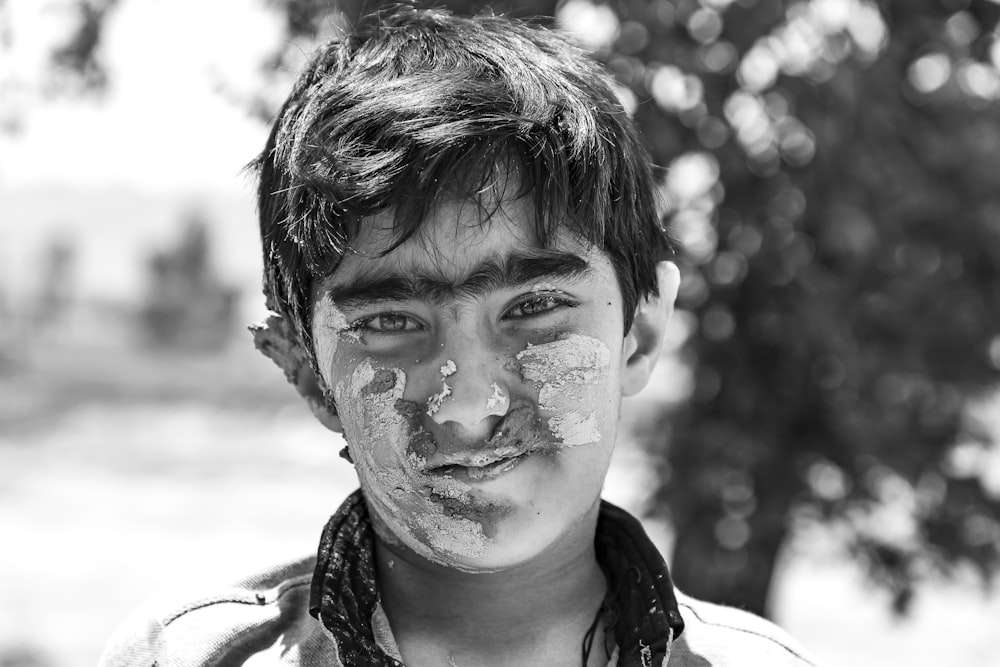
[
  {"xmin": 463, "ymin": 498, "xmax": 602, "ymax": 573},
  {"xmin": 443, "ymin": 525, "xmax": 555, "ymax": 573}
]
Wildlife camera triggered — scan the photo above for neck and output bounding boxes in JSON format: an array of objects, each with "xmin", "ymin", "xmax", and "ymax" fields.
[{"xmin": 374, "ymin": 510, "xmax": 607, "ymax": 661}]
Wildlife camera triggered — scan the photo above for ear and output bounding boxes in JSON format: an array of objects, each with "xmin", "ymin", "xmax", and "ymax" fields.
[
  {"xmin": 620, "ymin": 261, "xmax": 680, "ymax": 397},
  {"xmin": 250, "ymin": 314, "xmax": 343, "ymax": 433}
]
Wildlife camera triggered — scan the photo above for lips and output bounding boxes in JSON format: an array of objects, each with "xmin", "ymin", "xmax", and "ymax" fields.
[
  {"xmin": 424, "ymin": 435, "xmax": 534, "ymax": 479},
  {"xmin": 435, "ymin": 451, "xmax": 532, "ymax": 482},
  {"xmin": 430, "ymin": 441, "xmax": 530, "ymax": 469}
]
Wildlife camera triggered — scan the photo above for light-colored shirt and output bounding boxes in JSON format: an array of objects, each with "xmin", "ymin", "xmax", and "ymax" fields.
[{"xmin": 100, "ymin": 554, "xmax": 817, "ymax": 666}]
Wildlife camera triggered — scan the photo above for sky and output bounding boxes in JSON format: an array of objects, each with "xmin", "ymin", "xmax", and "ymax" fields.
[
  {"xmin": 0, "ymin": 0, "xmax": 288, "ymax": 306},
  {"xmin": 0, "ymin": 0, "xmax": 627, "ymax": 192},
  {"xmin": 0, "ymin": 0, "xmax": 279, "ymax": 193}
]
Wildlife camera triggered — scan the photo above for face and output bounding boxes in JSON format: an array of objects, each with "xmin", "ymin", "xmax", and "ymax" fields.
[{"xmin": 310, "ymin": 194, "xmax": 643, "ymax": 572}]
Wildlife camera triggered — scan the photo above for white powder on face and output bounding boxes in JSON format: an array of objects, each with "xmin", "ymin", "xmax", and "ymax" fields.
[
  {"xmin": 485, "ymin": 382, "xmax": 507, "ymax": 411},
  {"xmin": 517, "ymin": 334, "xmax": 611, "ymax": 410},
  {"xmin": 515, "ymin": 334, "xmax": 611, "ymax": 447},
  {"xmin": 312, "ymin": 296, "xmax": 348, "ymax": 378},
  {"xmin": 426, "ymin": 360, "xmax": 458, "ymax": 416},
  {"xmin": 530, "ymin": 282, "xmax": 557, "ymax": 293},
  {"xmin": 335, "ymin": 361, "xmax": 408, "ymax": 470},
  {"xmin": 426, "ymin": 382, "xmax": 452, "ymax": 416},
  {"xmin": 417, "ymin": 478, "xmax": 491, "ymax": 557},
  {"xmin": 335, "ymin": 359, "xmax": 488, "ymax": 564},
  {"xmin": 312, "ymin": 296, "xmax": 363, "ymax": 384},
  {"xmin": 547, "ymin": 411, "xmax": 601, "ymax": 446}
]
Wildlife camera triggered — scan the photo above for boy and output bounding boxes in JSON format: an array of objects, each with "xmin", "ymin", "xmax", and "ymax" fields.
[{"xmin": 102, "ymin": 6, "xmax": 816, "ymax": 666}]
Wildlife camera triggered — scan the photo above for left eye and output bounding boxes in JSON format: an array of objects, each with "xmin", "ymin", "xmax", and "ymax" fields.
[{"xmin": 506, "ymin": 295, "xmax": 574, "ymax": 319}]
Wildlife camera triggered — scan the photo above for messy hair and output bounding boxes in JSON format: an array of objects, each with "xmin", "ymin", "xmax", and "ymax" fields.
[{"xmin": 252, "ymin": 5, "xmax": 675, "ymax": 357}]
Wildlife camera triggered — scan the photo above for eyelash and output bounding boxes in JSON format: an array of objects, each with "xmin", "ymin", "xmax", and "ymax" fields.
[
  {"xmin": 503, "ymin": 294, "xmax": 578, "ymax": 320},
  {"xmin": 343, "ymin": 294, "xmax": 578, "ymax": 336},
  {"xmin": 345, "ymin": 312, "xmax": 423, "ymax": 335}
]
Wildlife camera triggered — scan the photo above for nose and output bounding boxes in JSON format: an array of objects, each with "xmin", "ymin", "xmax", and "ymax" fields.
[{"xmin": 424, "ymin": 338, "xmax": 511, "ymax": 436}]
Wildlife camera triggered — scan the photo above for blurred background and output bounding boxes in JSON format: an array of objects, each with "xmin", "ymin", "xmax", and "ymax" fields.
[{"xmin": 2, "ymin": 0, "xmax": 1000, "ymax": 665}]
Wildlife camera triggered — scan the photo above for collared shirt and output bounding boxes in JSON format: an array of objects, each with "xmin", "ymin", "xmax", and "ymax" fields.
[{"xmin": 100, "ymin": 491, "xmax": 818, "ymax": 666}]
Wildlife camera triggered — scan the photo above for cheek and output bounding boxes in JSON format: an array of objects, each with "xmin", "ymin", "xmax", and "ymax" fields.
[
  {"xmin": 332, "ymin": 358, "xmax": 493, "ymax": 565},
  {"xmin": 515, "ymin": 334, "xmax": 614, "ymax": 447},
  {"xmin": 333, "ymin": 359, "xmax": 411, "ymax": 469},
  {"xmin": 312, "ymin": 296, "xmax": 356, "ymax": 390},
  {"xmin": 331, "ymin": 355, "xmax": 433, "ymax": 467}
]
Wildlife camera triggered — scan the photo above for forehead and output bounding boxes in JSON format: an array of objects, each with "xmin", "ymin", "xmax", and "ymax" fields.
[{"xmin": 327, "ymin": 194, "xmax": 602, "ymax": 287}]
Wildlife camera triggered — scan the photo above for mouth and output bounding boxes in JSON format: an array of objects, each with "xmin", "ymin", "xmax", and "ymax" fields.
[
  {"xmin": 430, "ymin": 449, "xmax": 534, "ymax": 482},
  {"xmin": 423, "ymin": 430, "xmax": 542, "ymax": 482}
]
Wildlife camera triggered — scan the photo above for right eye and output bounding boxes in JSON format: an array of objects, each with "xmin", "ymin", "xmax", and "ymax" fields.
[{"xmin": 349, "ymin": 312, "xmax": 424, "ymax": 334}]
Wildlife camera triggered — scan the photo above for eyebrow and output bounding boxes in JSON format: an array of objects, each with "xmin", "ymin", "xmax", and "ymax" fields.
[{"xmin": 326, "ymin": 250, "xmax": 594, "ymax": 310}]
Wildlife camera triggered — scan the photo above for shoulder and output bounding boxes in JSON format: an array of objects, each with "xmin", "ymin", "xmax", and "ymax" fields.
[
  {"xmin": 99, "ymin": 555, "xmax": 340, "ymax": 667},
  {"xmin": 669, "ymin": 589, "xmax": 819, "ymax": 666}
]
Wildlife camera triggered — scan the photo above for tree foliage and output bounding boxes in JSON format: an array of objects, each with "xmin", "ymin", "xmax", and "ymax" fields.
[
  {"xmin": 19, "ymin": 0, "xmax": 1000, "ymax": 617},
  {"xmin": 610, "ymin": 0, "xmax": 1000, "ymax": 617}
]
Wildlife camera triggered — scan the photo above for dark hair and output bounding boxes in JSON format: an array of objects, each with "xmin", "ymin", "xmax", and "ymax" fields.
[{"xmin": 252, "ymin": 5, "xmax": 675, "ymax": 358}]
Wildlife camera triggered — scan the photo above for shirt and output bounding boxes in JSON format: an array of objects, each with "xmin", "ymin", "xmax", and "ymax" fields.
[{"xmin": 100, "ymin": 490, "xmax": 818, "ymax": 666}]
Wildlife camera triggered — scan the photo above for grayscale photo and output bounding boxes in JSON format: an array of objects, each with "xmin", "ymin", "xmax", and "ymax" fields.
[{"xmin": 2, "ymin": 0, "xmax": 999, "ymax": 665}]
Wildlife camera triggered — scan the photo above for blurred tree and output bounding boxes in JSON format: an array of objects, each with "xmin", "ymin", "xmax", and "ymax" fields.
[
  {"xmin": 48, "ymin": 0, "xmax": 120, "ymax": 93},
  {"xmin": 31, "ymin": 237, "xmax": 76, "ymax": 334},
  {"xmin": 603, "ymin": 0, "xmax": 1000, "ymax": 617},
  {"xmin": 20, "ymin": 0, "xmax": 1000, "ymax": 617},
  {"xmin": 140, "ymin": 210, "xmax": 238, "ymax": 351}
]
